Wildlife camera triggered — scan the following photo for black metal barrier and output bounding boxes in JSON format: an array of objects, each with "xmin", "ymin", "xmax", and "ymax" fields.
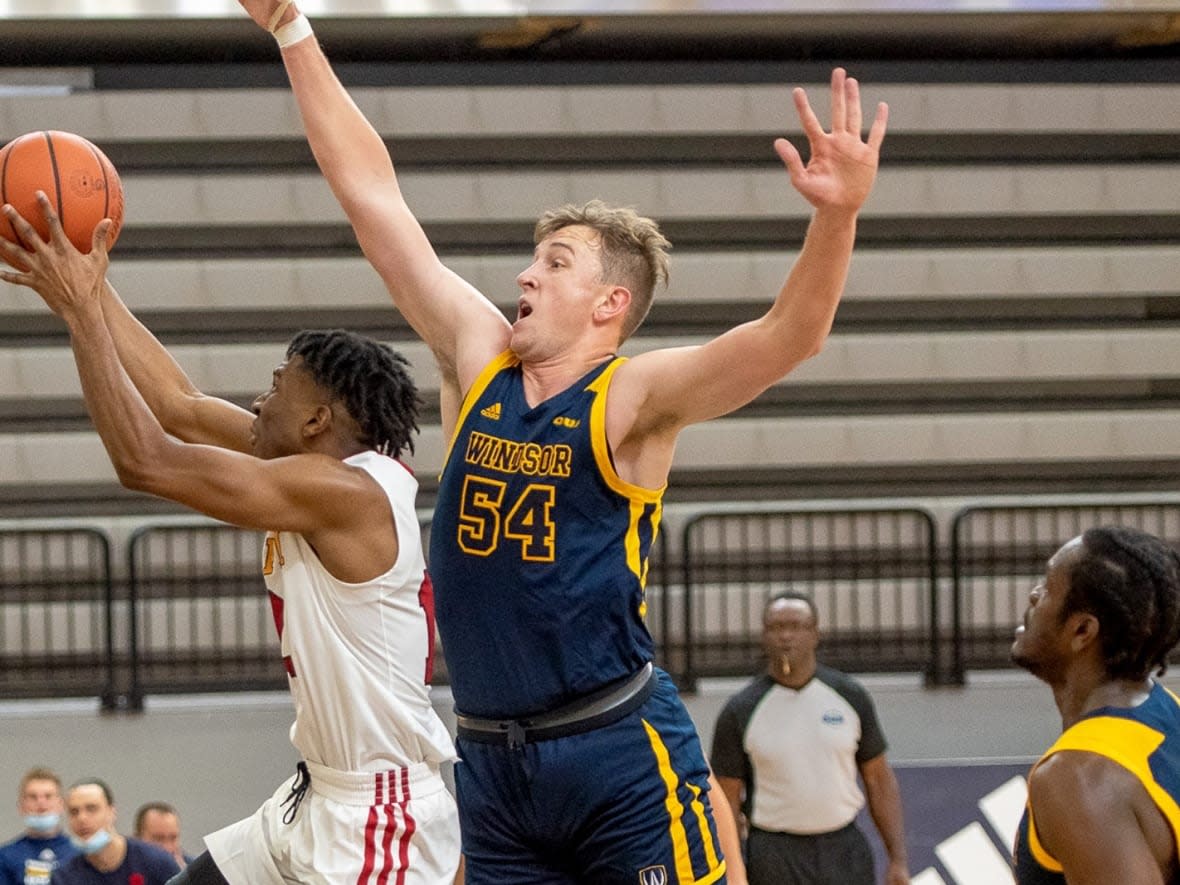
[
  {"xmin": 6, "ymin": 497, "xmax": 1180, "ymax": 704},
  {"xmin": 127, "ymin": 522, "xmax": 282, "ymax": 708},
  {"xmin": 949, "ymin": 497, "xmax": 1180, "ymax": 683},
  {"xmin": 0, "ymin": 527, "xmax": 115, "ymax": 704},
  {"xmin": 680, "ymin": 508, "xmax": 940, "ymax": 690}
]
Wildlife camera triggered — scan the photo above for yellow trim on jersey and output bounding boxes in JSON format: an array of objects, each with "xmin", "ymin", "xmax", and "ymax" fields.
[
  {"xmin": 588, "ymin": 358, "xmax": 666, "ymax": 592},
  {"xmin": 440, "ymin": 350, "xmax": 521, "ymax": 475},
  {"xmin": 687, "ymin": 781, "xmax": 721, "ymax": 872},
  {"xmin": 1025, "ymin": 800, "xmax": 1063, "ymax": 873},
  {"xmin": 642, "ymin": 720, "xmax": 727, "ymax": 885},
  {"xmin": 633, "ymin": 497, "xmax": 664, "ymax": 617},
  {"xmin": 1028, "ymin": 710, "xmax": 1180, "ymax": 872},
  {"xmin": 586, "ymin": 358, "xmax": 665, "ymax": 505}
]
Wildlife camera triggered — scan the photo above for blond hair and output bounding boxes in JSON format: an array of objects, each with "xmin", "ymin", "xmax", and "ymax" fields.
[{"xmin": 534, "ymin": 200, "xmax": 671, "ymax": 342}]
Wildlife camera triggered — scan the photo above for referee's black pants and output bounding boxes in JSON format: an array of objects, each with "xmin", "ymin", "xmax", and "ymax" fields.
[{"xmin": 747, "ymin": 821, "xmax": 875, "ymax": 885}]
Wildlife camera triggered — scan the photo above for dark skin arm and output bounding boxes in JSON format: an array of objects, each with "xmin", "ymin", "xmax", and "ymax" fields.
[
  {"xmin": 715, "ymin": 774, "xmax": 747, "ymax": 841},
  {"xmin": 1030, "ymin": 750, "xmax": 1177, "ymax": 885},
  {"xmin": 0, "ymin": 197, "xmax": 395, "ymax": 583},
  {"xmin": 99, "ymin": 279, "xmax": 253, "ymax": 452},
  {"xmin": 860, "ymin": 754, "xmax": 910, "ymax": 885}
]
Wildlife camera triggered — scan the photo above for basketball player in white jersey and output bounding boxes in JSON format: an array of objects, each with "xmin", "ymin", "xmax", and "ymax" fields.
[{"xmin": 0, "ymin": 194, "xmax": 460, "ymax": 885}]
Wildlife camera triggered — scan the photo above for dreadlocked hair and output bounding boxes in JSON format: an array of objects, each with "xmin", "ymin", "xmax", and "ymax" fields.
[
  {"xmin": 286, "ymin": 329, "xmax": 421, "ymax": 459},
  {"xmin": 1063, "ymin": 526, "xmax": 1180, "ymax": 681}
]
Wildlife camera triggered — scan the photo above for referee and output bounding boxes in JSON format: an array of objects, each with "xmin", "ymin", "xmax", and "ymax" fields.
[{"xmin": 711, "ymin": 592, "xmax": 910, "ymax": 885}]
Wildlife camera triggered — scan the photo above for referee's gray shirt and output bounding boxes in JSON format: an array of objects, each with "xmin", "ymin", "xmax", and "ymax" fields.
[{"xmin": 711, "ymin": 665, "xmax": 887, "ymax": 834}]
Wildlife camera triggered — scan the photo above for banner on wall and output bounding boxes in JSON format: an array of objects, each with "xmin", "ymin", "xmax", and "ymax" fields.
[{"xmin": 858, "ymin": 760, "xmax": 1032, "ymax": 885}]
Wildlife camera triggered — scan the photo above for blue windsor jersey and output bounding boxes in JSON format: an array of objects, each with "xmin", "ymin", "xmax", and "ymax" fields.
[
  {"xmin": 1014, "ymin": 681, "xmax": 1180, "ymax": 884},
  {"xmin": 430, "ymin": 351, "xmax": 663, "ymax": 719}
]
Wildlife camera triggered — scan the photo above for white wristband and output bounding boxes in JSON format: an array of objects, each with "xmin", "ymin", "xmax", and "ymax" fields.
[{"xmin": 274, "ymin": 13, "xmax": 314, "ymax": 48}]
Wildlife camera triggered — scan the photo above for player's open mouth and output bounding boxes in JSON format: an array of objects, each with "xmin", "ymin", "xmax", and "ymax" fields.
[{"xmin": 517, "ymin": 300, "xmax": 533, "ymax": 320}]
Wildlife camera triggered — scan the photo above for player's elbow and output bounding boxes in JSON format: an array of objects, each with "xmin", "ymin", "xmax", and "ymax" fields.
[
  {"xmin": 112, "ymin": 457, "xmax": 155, "ymax": 493},
  {"xmin": 799, "ymin": 337, "xmax": 825, "ymax": 362},
  {"xmin": 775, "ymin": 337, "xmax": 824, "ymax": 379},
  {"xmin": 339, "ymin": 177, "xmax": 406, "ymax": 225},
  {"xmin": 109, "ymin": 439, "xmax": 170, "ymax": 494}
]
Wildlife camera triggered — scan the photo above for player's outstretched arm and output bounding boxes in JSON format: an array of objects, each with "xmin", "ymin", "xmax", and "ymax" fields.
[
  {"xmin": 100, "ymin": 280, "xmax": 253, "ymax": 452},
  {"xmin": 0, "ymin": 199, "xmax": 389, "ymax": 552},
  {"xmin": 236, "ymin": 0, "xmax": 510, "ymax": 398},
  {"xmin": 621, "ymin": 68, "xmax": 888, "ymax": 433}
]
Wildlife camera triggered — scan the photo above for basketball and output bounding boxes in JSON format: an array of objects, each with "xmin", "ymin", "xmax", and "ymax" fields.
[{"xmin": 0, "ymin": 130, "xmax": 124, "ymax": 254}]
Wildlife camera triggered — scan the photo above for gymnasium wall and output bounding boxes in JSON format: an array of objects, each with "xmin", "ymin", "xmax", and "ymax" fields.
[{"xmin": 0, "ymin": 670, "xmax": 1069, "ymax": 855}]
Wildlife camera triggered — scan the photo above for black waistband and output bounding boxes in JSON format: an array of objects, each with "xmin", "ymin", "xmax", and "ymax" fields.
[
  {"xmin": 456, "ymin": 662, "xmax": 656, "ymax": 748},
  {"xmin": 751, "ymin": 821, "xmax": 861, "ymax": 840}
]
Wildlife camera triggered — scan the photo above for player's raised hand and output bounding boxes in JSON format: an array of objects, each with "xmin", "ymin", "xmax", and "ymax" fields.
[
  {"xmin": 238, "ymin": 0, "xmax": 298, "ymax": 32},
  {"xmin": 775, "ymin": 68, "xmax": 888, "ymax": 213},
  {"xmin": 0, "ymin": 192, "xmax": 111, "ymax": 320}
]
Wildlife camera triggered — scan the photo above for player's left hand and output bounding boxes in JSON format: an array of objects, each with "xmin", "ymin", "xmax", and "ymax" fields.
[
  {"xmin": 775, "ymin": 67, "xmax": 888, "ymax": 213},
  {"xmin": 0, "ymin": 192, "xmax": 111, "ymax": 320}
]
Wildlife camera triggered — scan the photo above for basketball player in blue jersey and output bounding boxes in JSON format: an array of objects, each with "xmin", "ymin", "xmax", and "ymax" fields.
[
  {"xmin": 237, "ymin": 3, "xmax": 887, "ymax": 882},
  {"xmin": 1012, "ymin": 526, "xmax": 1180, "ymax": 884}
]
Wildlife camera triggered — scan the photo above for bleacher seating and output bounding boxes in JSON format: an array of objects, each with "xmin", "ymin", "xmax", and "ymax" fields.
[
  {"xmin": 1, "ymin": 72, "xmax": 1178, "ymax": 516},
  {"xmin": 0, "ymin": 10, "xmax": 1178, "ymax": 701}
]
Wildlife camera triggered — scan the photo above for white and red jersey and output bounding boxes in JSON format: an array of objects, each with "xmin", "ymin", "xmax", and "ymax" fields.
[{"xmin": 262, "ymin": 450, "xmax": 455, "ymax": 772}]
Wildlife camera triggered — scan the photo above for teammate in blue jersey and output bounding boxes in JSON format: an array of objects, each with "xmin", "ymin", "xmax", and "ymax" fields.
[
  {"xmin": 236, "ymin": 3, "xmax": 887, "ymax": 882},
  {"xmin": 1011, "ymin": 526, "xmax": 1180, "ymax": 884}
]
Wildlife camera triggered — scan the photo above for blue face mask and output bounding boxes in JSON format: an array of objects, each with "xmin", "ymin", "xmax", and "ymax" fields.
[
  {"xmin": 22, "ymin": 813, "xmax": 60, "ymax": 833},
  {"xmin": 69, "ymin": 829, "xmax": 112, "ymax": 855}
]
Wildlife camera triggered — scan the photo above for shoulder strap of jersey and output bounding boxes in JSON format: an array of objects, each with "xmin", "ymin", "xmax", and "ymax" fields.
[
  {"xmin": 586, "ymin": 356, "xmax": 664, "ymax": 503},
  {"xmin": 1028, "ymin": 713, "xmax": 1180, "ymax": 871},
  {"xmin": 440, "ymin": 350, "xmax": 520, "ymax": 472}
]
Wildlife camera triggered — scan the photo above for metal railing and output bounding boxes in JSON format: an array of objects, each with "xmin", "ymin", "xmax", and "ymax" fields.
[
  {"xmin": 4, "ymin": 495, "xmax": 1180, "ymax": 704},
  {"xmin": 0, "ymin": 527, "xmax": 115, "ymax": 704},
  {"xmin": 680, "ymin": 507, "xmax": 940, "ymax": 689},
  {"xmin": 127, "ymin": 522, "xmax": 282, "ymax": 707},
  {"xmin": 949, "ymin": 496, "xmax": 1180, "ymax": 683}
]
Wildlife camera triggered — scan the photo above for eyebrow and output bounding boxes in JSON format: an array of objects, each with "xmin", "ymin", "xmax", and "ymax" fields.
[{"xmin": 537, "ymin": 240, "xmax": 577, "ymax": 259}]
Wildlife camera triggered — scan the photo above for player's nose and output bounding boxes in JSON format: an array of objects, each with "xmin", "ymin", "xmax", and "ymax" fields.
[{"xmin": 516, "ymin": 263, "xmax": 538, "ymax": 289}]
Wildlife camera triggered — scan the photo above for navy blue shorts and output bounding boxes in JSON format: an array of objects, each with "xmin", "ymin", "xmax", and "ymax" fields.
[{"xmin": 455, "ymin": 668, "xmax": 729, "ymax": 885}]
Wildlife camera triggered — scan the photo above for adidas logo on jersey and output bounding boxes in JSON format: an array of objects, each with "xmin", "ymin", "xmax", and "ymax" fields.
[{"xmin": 480, "ymin": 403, "xmax": 502, "ymax": 420}]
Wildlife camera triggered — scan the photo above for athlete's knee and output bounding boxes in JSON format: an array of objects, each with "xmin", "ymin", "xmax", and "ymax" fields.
[{"xmin": 167, "ymin": 851, "xmax": 230, "ymax": 885}]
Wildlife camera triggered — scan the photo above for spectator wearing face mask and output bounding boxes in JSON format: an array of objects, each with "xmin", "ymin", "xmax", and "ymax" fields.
[
  {"xmin": 0, "ymin": 767, "xmax": 77, "ymax": 885},
  {"xmin": 49, "ymin": 780, "xmax": 177, "ymax": 885}
]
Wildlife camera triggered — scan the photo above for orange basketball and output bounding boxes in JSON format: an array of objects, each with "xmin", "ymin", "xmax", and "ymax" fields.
[{"xmin": 0, "ymin": 130, "xmax": 124, "ymax": 254}]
